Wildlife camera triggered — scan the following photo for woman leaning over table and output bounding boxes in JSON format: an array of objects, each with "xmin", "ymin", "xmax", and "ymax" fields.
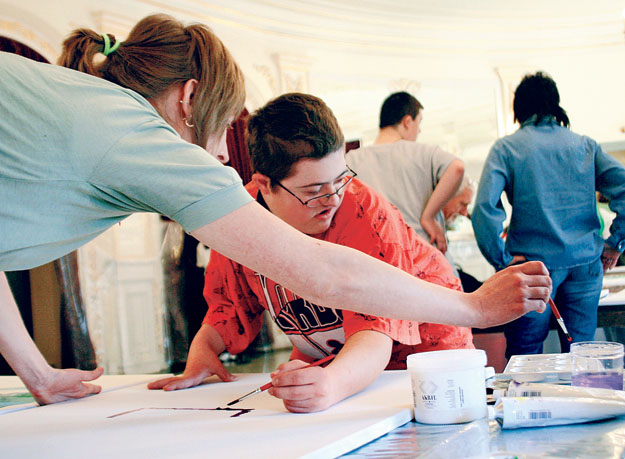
[{"xmin": 0, "ymin": 14, "xmax": 551, "ymax": 406}]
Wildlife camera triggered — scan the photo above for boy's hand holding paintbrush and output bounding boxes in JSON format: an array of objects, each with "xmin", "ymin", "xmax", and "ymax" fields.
[
  {"xmin": 264, "ymin": 331, "xmax": 392, "ymax": 413},
  {"xmin": 149, "ymin": 324, "xmax": 394, "ymax": 414}
]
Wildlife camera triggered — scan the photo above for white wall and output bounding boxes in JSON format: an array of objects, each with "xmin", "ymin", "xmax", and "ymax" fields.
[{"xmin": 3, "ymin": 0, "xmax": 624, "ymax": 163}]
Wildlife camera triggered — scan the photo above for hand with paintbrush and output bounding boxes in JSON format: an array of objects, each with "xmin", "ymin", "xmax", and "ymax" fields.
[
  {"xmin": 260, "ymin": 332, "xmax": 393, "ymax": 413},
  {"xmin": 226, "ymin": 354, "xmax": 336, "ymax": 406},
  {"xmin": 506, "ymin": 257, "xmax": 572, "ymax": 342},
  {"xmin": 548, "ymin": 297, "xmax": 572, "ymax": 342},
  {"xmin": 149, "ymin": 323, "xmax": 394, "ymax": 413}
]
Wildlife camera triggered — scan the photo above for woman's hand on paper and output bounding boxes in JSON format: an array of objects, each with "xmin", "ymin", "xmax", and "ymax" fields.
[
  {"xmin": 470, "ymin": 260, "xmax": 552, "ymax": 328},
  {"xmin": 28, "ymin": 367, "xmax": 103, "ymax": 405},
  {"xmin": 0, "ymin": 273, "xmax": 103, "ymax": 405}
]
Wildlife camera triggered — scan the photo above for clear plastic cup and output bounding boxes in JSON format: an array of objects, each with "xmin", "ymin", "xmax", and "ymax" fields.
[{"xmin": 570, "ymin": 341, "xmax": 624, "ymax": 390}]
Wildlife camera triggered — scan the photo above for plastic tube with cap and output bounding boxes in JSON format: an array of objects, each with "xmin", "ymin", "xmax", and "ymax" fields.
[
  {"xmin": 488, "ymin": 396, "xmax": 625, "ymax": 429},
  {"xmin": 494, "ymin": 381, "xmax": 625, "ymax": 402}
]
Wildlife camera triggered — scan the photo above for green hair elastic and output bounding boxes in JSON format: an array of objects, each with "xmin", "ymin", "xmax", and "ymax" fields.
[{"xmin": 102, "ymin": 34, "xmax": 121, "ymax": 56}]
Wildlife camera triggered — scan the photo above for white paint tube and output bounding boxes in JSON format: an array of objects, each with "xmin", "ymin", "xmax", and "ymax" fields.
[
  {"xmin": 494, "ymin": 381, "xmax": 625, "ymax": 402},
  {"xmin": 488, "ymin": 396, "xmax": 625, "ymax": 429}
]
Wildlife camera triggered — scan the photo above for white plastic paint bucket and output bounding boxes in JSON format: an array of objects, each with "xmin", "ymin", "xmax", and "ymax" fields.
[{"xmin": 407, "ymin": 349, "xmax": 488, "ymax": 424}]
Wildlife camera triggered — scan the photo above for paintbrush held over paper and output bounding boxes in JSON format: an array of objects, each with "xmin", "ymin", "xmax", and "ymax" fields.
[
  {"xmin": 548, "ymin": 297, "xmax": 572, "ymax": 342},
  {"xmin": 226, "ymin": 354, "xmax": 336, "ymax": 406}
]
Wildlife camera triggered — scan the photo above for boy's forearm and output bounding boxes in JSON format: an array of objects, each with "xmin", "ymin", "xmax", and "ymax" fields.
[
  {"xmin": 325, "ymin": 330, "xmax": 393, "ymax": 402},
  {"xmin": 193, "ymin": 323, "xmax": 227, "ymax": 356}
]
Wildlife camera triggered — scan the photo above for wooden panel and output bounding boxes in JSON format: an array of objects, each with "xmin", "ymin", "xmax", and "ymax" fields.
[{"xmin": 29, "ymin": 263, "xmax": 62, "ymax": 368}]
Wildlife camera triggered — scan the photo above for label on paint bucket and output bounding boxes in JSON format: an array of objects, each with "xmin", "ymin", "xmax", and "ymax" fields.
[{"xmin": 407, "ymin": 349, "xmax": 487, "ymax": 424}]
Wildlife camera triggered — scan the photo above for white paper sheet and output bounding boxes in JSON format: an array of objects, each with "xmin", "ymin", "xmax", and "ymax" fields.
[
  {"xmin": 0, "ymin": 374, "xmax": 171, "ymax": 415},
  {"xmin": 0, "ymin": 371, "xmax": 413, "ymax": 459}
]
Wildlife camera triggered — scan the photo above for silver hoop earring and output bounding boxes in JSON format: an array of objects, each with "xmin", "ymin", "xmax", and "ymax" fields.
[{"xmin": 184, "ymin": 117, "xmax": 194, "ymax": 128}]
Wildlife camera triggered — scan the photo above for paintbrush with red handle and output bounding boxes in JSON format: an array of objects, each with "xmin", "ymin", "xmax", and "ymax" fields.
[
  {"xmin": 226, "ymin": 354, "xmax": 336, "ymax": 406},
  {"xmin": 548, "ymin": 297, "xmax": 572, "ymax": 342}
]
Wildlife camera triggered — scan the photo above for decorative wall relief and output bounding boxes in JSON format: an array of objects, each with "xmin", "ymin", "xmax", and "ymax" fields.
[
  {"xmin": 274, "ymin": 53, "xmax": 312, "ymax": 93},
  {"xmin": 252, "ymin": 64, "xmax": 277, "ymax": 94}
]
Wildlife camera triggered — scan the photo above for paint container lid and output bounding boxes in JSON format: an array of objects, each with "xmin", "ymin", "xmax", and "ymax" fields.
[{"xmin": 407, "ymin": 349, "xmax": 487, "ymax": 372}]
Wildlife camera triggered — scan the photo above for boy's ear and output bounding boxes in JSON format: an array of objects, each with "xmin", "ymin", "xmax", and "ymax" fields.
[
  {"xmin": 400, "ymin": 114, "xmax": 413, "ymax": 130},
  {"xmin": 252, "ymin": 173, "xmax": 272, "ymax": 194}
]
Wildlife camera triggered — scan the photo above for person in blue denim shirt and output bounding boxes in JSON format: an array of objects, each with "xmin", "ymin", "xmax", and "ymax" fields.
[{"xmin": 472, "ymin": 71, "xmax": 625, "ymax": 357}]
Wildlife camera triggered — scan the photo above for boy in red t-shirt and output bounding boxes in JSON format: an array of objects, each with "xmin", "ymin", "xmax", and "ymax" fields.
[{"xmin": 149, "ymin": 93, "xmax": 473, "ymax": 412}]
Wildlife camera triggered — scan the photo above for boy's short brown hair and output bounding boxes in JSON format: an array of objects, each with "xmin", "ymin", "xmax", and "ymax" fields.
[{"xmin": 247, "ymin": 93, "xmax": 344, "ymax": 184}]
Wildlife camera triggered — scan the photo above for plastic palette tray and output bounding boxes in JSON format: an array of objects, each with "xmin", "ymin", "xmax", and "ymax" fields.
[{"xmin": 502, "ymin": 353, "xmax": 571, "ymax": 382}]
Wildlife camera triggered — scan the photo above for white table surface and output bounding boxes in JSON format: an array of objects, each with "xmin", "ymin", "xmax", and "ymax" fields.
[{"xmin": 0, "ymin": 371, "xmax": 413, "ymax": 459}]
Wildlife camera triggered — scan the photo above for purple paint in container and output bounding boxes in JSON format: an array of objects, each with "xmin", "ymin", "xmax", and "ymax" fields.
[
  {"xmin": 570, "ymin": 341, "xmax": 624, "ymax": 390},
  {"xmin": 571, "ymin": 371, "xmax": 623, "ymax": 390}
]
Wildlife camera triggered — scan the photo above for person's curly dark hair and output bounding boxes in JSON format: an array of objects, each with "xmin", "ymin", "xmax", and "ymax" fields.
[{"xmin": 513, "ymin": 71, "xmax": 569, "ymax": 127}]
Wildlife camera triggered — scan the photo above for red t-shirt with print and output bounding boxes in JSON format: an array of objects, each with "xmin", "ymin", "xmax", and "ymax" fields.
[{"xmin": 203, "ymin": 178, "xmax": 473, "ymax": 369}]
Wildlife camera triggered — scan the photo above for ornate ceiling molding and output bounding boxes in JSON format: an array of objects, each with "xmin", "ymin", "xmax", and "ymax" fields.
[{"xmin": 137, "ymin": 0, "xmax": 625, "ymax": 57}]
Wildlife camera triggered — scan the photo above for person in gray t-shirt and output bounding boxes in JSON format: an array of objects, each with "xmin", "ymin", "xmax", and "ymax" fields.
[{"xmin": 347, "ymin": 92, "xmax": 464, "ymax": 254}]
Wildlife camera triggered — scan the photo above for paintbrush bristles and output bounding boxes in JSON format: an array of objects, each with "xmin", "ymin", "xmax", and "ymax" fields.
[
  {"xmin": 549, "ymin": 298, "xmax": 573, "ymax": 342},
  {"xmin": 227, "ymin": 387, "xmax": 261, "ymax": 406}
]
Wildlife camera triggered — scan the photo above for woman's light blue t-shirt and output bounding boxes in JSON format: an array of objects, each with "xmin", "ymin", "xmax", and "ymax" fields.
[{"xmin": 0, "ymin": 52, "xmax": 252, "ymax": 271}]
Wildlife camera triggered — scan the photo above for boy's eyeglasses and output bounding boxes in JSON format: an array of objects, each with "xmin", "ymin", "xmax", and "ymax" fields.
[{"xmin": 273, "ymin": 167, "xmax": 357, "ymax": 208}]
